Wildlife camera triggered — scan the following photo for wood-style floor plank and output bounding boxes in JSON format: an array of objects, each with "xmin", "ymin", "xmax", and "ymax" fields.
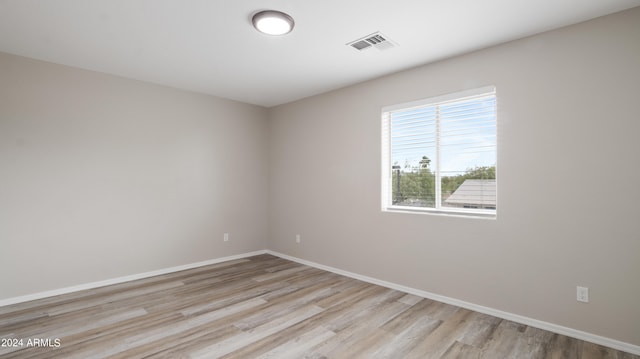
[{"xmin": 0, "ymin": 254, "xmax": 637, "ymax": 358}]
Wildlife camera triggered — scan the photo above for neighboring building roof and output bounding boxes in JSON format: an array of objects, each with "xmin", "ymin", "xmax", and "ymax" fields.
[{"xmin": 444, "ymin": 179, "xmax": 496, "ymax": 206}]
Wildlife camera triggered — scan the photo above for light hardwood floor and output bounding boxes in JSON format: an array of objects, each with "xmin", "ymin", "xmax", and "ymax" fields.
[{"xmin": 0, "ymin": 254, "xmax": 637, "ymax": 358}]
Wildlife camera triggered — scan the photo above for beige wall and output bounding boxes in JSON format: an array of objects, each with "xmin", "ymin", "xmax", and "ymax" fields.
[
  {"xmin": 0, "ymin": 52, "xmax": 269, "ymax": 299},
  {"xmin": 268, "ymin": 8, "xmax": 640, "ymax": 345}
]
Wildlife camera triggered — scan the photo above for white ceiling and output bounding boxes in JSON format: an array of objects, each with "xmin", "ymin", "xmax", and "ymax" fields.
[{"xmin": 0, "ymin": 1, "xmax": 638, "ymax": 107}]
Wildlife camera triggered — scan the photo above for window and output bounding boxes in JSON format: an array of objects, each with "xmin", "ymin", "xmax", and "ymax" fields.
[{"xmin": 381, "ymin": 86, "xmax": 497, "ymax": 218}]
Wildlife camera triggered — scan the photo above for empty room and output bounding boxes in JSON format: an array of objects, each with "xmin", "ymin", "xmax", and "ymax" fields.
[{"xmin": 1, "ymin": 1, "xmax": 639, "ymax": 358}]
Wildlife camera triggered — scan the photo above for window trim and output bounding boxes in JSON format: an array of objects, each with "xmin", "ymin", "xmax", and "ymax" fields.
[{"xmin": 381, "ymin": 86, "xmax": 497, "ymax": 219}]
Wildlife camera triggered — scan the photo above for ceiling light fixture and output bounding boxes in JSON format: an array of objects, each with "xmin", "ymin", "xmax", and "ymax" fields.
[{"xmin": 252, "ymin": 10, "xmax": 294, "ymax": 36}]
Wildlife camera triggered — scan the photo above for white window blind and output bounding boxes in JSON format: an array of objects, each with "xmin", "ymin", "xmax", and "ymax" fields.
[{"xmin": 381, "ymin": 87, "xmax": 497, "ymax": 218}]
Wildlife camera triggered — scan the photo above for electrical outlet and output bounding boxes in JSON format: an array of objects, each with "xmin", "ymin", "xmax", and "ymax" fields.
[
  {"xmin": 224, "ymin": 233, "xmax": 229, "ymax": 242},
  {"xmin": 577, "ymin": 286, "xmax": 589, "ymax": 303},
  {"xmin": 295, "ymin": 234, "xmax": 301, "ymax": 244}
]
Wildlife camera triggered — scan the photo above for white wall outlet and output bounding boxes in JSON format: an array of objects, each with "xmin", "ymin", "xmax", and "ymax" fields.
[
  {"xmin": 224, "ymin": 233, "xmax": 229, "ymax": 242},
  {"xmin": 577, "ymin": 286, "xmax": 589, "ymax": 303},
  {"xmin": 295, "ymin": 234, "xmax": 301, "ymax": 244}
]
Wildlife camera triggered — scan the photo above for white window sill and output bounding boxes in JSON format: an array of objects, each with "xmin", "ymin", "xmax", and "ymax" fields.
[{"xmin": 383, "ymin": 206, "xmax": 497, "ymax": 220}]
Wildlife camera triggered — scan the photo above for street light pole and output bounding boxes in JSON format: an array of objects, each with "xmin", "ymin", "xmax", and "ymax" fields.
[{"xmin": 392, "ymin": 165, "xmax": 401, "ymax": 204}]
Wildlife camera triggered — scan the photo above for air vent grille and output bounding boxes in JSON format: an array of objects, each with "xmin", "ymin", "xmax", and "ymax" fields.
[
  {"xmin": 351, "ymin": 40, "xmax": 372, "ymax": 50},
  {"xmin": 347, "ymin": 32, "xmax": 396, "ymax": 52},
  {"xmin": 366, "ymin": 34, "xmax": 386, "ymax": 44}
]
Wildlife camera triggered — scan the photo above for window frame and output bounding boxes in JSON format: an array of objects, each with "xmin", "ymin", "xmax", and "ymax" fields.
[{"xmin": 381, "ymin": 86, "xmax": 497, "ymax": 219}]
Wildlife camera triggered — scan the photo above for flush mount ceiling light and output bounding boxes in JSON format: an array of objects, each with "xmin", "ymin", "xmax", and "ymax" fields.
[{"xmin": 252, "ymin": 10, "xmax": 294, "ymax": 36}]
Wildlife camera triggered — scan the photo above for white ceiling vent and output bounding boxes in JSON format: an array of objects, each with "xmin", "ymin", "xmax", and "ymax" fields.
[{"xmin": 347, "ymin": 32, "xmax": 396, "ymax": 52}]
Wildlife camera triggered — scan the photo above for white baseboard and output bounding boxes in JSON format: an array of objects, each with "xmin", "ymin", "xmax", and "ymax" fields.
[
  {"xmin": 265, "ymin": 250, "xmax": 640, "ymax": 356},
  {"xmin": 0, "ymin": 250, "xmax": 267, "ymax": 308}
]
